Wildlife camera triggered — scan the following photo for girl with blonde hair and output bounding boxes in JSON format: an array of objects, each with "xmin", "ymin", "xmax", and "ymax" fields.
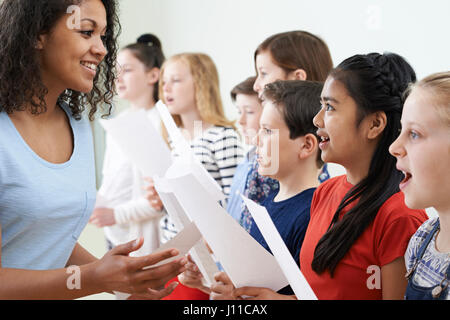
[
  {"xmin": 147, "ymin": 52, "xmax": 244, "ymax": 300},
  {"xmin": 390, "ymin": 71, "xmax": 450, "ymax": 300}
]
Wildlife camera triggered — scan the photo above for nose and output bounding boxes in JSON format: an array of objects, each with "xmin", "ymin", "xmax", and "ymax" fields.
[
  {"xmin": 389, "ymin": 134, "xmax": 406, "ymax": 158},
  {"xmin": 253, "ymin": 77, "xmax": 262, "ymax": 96},
  {"xmin": 92, "ymin": 37, "xmax": 108, "ymax": 60},
  {"xmin": 162, "ymin": 81, "xmax": 171, "ymax": 93},
  {"xmin": 313, "ymin": 108, "xmax": 324, "ymax": 129},
  {"xmin": 238, "ymin": 111, "xmax": 246, "ymax": 126}
]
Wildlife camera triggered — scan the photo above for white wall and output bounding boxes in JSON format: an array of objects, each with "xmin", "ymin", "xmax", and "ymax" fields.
[{"xmin": 116, "ymin": 0, "xmax": 450, "ymax": 120}]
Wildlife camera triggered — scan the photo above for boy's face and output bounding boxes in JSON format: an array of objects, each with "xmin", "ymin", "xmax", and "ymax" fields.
[
  {"xmin": 256, "ymin": 100, "xmax": 301, "ymax": 180},
  {"xmin": 389, "ymin": 88, "xmax": 450, "ymax": 211},
  {"xmin": 235, "ymin": 93, "xmax": 262, "ymax": 145}
]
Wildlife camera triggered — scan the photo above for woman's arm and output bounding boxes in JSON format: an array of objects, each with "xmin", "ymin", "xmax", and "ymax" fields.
[{"xmin": 0, "ymin": 229, "xmax": 187, "ymax": 300}]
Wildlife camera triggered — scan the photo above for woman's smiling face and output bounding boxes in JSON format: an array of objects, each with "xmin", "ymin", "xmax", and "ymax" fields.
[{"xmin": 37, "ymin": 0, "xmax": 108, "ymax": 94}]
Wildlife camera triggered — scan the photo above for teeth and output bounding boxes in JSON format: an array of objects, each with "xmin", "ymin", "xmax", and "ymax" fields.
[
  {"xmin": 81, "ymin": 62, "xmax": 97, "ymax": 71},
  {"xmin": 321, "ymin": 136, "xmax": 329, "ymax": 142}
]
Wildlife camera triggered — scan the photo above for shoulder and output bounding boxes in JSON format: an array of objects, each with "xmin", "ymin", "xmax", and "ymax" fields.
[
  {"xmin": 376, "ymin": 192, "xmax": 428, "ymax": 226},
  {"xmin": 203, "ymin": 126, "xmax": 239, "ymax": 141},
  {"xmin": 315, "ymin": 175, "xmax": 346, "ymax": 193},
  {"xmin": 405, "ymin": 217, "xmax": 438, "ymax": 268},
  {"xmin": 312, "ymin": 175, "xmax": 347, "ymax": 202}
]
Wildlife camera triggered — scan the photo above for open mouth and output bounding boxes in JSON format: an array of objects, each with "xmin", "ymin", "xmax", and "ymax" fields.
[
  {"xmin": 165, "ymin": 97, "xmax": 174, "ymax": 104},
  {"xmin": 399, "ymin": 171, "xmax": 412, "ymax": 189},
  {"xmin": 318, "ymin": 135, "xmax": 330, "ymax": 149}
]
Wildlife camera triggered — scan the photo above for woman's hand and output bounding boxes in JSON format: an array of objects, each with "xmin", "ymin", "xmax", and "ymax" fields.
[
  {"xmin": 144, "ymin": 177, "xmax": 164, "ymax": 211},
  {"xmin": 233, "ymin": 286, "xmax": 296, "ymax": 300},
  {"xmin": 90, "ymin": 237, "xmax": 187, "ymax": 296},
  {"xmin": 210, "ymin": 272, "xmax": 236, "ymax": 300},
  {"xmin": 89, "ymin": 207, "xmax": 116, "ymax": 227}
]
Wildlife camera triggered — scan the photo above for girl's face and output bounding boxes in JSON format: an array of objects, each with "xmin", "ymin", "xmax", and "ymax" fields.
[
  {"xmin": 313, "ymin": 76, "xmax": 370, "ymax": 169},
  {"xmin": 235, "ymin": 93, "xmax": 262, "ymax": 145},
  {"xmin": 38, "ymin": 0, "xmax": 107, "ymax": 94},
  {"xmin": 254, "ymin": 50, "xmax": 288, "ymax": 98},
  {"xmin": 161, "ymin": 59, "xmax": 196, "ymax": 115},
  {"xmin": 256, "ymin": 100, "xmax": 300, "ymax": 180},
  {"xmin": 389, "ymin": 88, "xmax": 450, "ymax": 211},
  {"xmin": 116, "ymin": 49, "xmax": 158, "ymax": 103}
]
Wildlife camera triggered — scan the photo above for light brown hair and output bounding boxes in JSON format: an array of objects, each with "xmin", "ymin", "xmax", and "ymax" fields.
[
  {"xmin": 158, "ymin": 53, "xmax": 236, "ymax": 143},
  {"xmin": 254, "ymin": 30, "xmax": 333, "ymax": 82}
]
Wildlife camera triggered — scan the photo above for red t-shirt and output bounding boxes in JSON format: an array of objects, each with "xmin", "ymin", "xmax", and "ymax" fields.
[{"xmin": 300, "ymin": 175, "xmax": 428, "ymax": 300}]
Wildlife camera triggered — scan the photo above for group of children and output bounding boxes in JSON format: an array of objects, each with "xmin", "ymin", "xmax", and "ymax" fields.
[
  {"xmin": 0, "ymin": 0, "xmax": 448, "ymax": 300},
  {"xmin": 93, "ymin": 28, "xmax": 449, "ymax": 300}
]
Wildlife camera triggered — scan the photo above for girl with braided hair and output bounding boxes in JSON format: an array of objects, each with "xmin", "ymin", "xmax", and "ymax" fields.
[{"xmin": 233, "ymin": 52, "xmax": 428, "ymax": 300}]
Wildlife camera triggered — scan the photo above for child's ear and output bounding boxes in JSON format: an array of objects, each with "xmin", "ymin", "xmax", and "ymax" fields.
[
  {"xmin": 367, "ymin": 111, "xmax": 387, "ymax": 140},
  {"xmin": 146, "ymin": 67, "xmax": 160, "ymax": 85},
  {"xmin": 298, "ymin": 133, "xmax": 318, "ymax": 160},
  {"xmin": 289, "ymin": 68, "xmax": 307, "ymax": 81}
]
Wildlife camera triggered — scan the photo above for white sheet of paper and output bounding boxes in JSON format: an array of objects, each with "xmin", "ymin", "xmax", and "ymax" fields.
[
  {"xmin": 99, "ymin": 109, "xmax": 172, "ymax": 178},
  {"xmin": 154, "ymin": 176, "xmax": 220, "ymax": 286},
  {"xmin": 241, "ymin": 196, "xmax": 318, "ymax": 300},
  {"xmin": 150, "ymin": 220, "xmax": 202, "ymax": 268},
  {"xmin": 156, "ymin": 100, "xmax": 225, "ymax": 202},
  {"xmin": 165, "ymin": 172, "xmax": 289, "ymax": 292}
]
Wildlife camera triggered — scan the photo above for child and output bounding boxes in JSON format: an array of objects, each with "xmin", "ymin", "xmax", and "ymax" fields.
[
  {"xmin": 90, "ymin": 34, "xmax": 166, "ymax": 260},
  {"xmin": 233, "ymin": 52, "xmax": 429, "ymax": 300},
  {"xmin": 0, "ymin": 0, "xmax": 185, "ymax": 299},
  {"xmin": 238, "ymin": 30, "xmax": 334, "ymax": 232},
  {"xmin": 148, "ymin": 52, "xmax": 245, "ymax": 299},
  {"xmin": 226, "ymin": 76, "xmax": 278, "ymax": 225},
  {"xmin": 184, "ymin": 80, "xmax": 325, "ymax": 299},
  {"xmin": 389, "ymin": 71, "xmax": 450, "ymax": 300}
]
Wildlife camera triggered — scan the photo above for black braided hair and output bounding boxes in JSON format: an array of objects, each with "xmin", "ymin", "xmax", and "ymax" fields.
[{"xmin": 311, "ymin": 52, "xmax": 416, "ymax": 277}]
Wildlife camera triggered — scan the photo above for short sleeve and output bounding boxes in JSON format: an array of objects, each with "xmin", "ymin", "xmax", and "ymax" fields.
[{"xmin": 376, "ymin": 215, "xmax": 426, "ymax": 267}]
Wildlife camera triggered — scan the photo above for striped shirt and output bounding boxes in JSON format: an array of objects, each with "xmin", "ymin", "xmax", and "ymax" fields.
[
  {"xmin": 160, "ymin": 125, "xmax": 244, "ymax": 243},
  {"xmin": 405, "ymin": 217, "xmax": 450, "ymax": 300}
]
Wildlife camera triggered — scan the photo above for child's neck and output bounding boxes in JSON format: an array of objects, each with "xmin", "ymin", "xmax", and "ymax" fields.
[
  {"xmin": 130, "ymin": 94, "xmax": 155, "ymax": 111},
  {"xmin": 436, "ymin": 208, "xmax": 450, "ymax": 253},
  {"xmin": 275, "ymin": 164, "xmax": 319, "ymax": 202},
  {"xmin": 180, "ymin": 110, "xmax": 210, "ymax": 141}
]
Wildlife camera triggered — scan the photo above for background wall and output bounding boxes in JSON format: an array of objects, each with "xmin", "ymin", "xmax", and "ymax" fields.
[{"xmin": 79, "ymin": 0, "xmax": 449, "ymax": 299}]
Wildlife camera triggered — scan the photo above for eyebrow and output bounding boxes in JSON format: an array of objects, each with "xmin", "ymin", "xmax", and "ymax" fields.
[
  {"xmin": 321, "ymin": 96, "xmax": 340, "ymax": 104},
  {"xmin": 81, "ymin": 18, "xmax": 107, "ymax": 32}
]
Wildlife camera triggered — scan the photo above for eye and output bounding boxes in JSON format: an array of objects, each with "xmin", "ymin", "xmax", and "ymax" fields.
[
  {"xmin": 262, "ymin": 127, "xmax": 272, "ymax": 135},
  {"xmin": 325, "ymin": 103, "xmax": 335, "ymax": 112},
  {"xmin": 80, "ymin": 30, "xmax": 94, "ymax": 37},
  {"xmin": 409, "ymin": 130, "xmax": 420, "ymax": 140}
]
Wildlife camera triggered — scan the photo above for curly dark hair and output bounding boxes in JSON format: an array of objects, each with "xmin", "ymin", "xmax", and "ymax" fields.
[{"xmin": 0, "ymin": 0, "xmax": 121, "ymax": 121}]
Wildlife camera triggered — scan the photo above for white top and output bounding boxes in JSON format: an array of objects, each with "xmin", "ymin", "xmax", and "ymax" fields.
[{"xmin": 97, "ymin": 107, "xmax": 164, "ymax": 256}]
